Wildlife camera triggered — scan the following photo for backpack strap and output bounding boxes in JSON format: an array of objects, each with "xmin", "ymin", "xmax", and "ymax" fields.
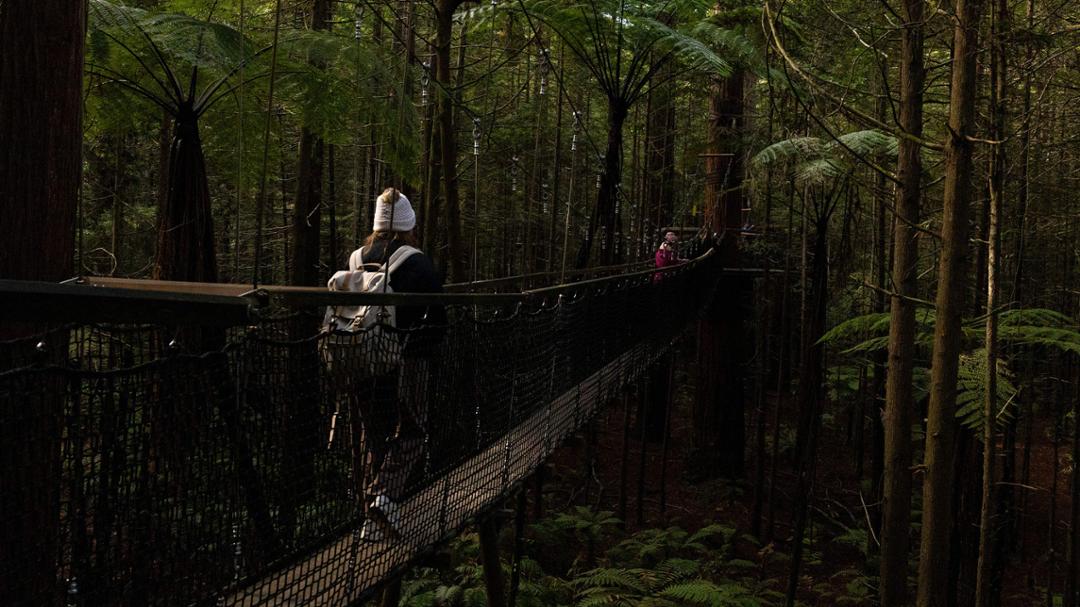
[
  {"xmin": 348, "ymin": 246, "xmax": 370, "ymax": 272},
  {"xmin": 386, "ymin": 245, "xmax": 421, "ymax": 275}
]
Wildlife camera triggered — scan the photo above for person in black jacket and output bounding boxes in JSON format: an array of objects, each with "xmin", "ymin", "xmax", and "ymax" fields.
[{"xmin": 349, "ymin": 188, "xmax": 445, "ymax": 541}]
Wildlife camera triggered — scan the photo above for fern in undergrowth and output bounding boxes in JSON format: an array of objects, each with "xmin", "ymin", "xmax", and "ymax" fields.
[
  {"xmin": 573, "ymin": 560, "xmax": 762, "ymax": 607},
  {"xmin": 658, "ymin": 580, "xmax": 764, "ymax": 606},
  {"xmin": 608, "ymin": 524, "xmax": 734, "ymax": 567}
]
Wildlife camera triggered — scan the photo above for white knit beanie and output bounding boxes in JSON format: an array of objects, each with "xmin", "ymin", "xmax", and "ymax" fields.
[{"xmin": 372, "ymin": 189, "xmax": 416, "ymax": 232}]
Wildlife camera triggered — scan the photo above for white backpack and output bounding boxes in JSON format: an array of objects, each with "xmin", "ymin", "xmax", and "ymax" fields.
[{"xmin": 323, "ymin": 245, "xmax": 421, "ymax": 374}]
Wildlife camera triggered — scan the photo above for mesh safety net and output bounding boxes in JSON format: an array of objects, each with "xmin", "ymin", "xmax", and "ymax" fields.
[{"xmin": 0, "ymin": 245, "xmax": 719, "ymax": 607}]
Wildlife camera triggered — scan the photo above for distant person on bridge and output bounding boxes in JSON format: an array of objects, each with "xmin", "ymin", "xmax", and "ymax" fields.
[
  {"xmin": 330, "ymin": 187, "xmax": 445, "ymax": 542},
  {"xmin": 653, "ymin": 231, "xmax": 684, "ymax": 281}
]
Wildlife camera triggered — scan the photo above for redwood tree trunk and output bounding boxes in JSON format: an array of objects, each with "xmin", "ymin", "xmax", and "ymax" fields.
[
  {"xmin": 916, "ymin": 0, "xmax": 984, "ymax": 603},
  {"xmin": 291, "ymin": 0, "xmax": 330, "ymax": 286},
  {"xmin": 0, "ymin": 2, "xmax": 86, "ymax": 604},
  {"xmin": 878, "ymin": 0, "xmax": 925, "ymax": 603},
  {"xmin": 435, "ymin": 0, "xmax": 467, "ymax": 281},
  {"xmin": 292, "ymin": 132, "xmax": 324, "ymax": 285},
  {"xmin": 690, "ymin": 69, "xmax": 746, "ymax": 480}
]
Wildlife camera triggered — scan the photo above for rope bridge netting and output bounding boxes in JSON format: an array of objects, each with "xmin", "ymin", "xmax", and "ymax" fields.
[{"xmin": 0, "ymin": 244, "xmax": 719, "ymax": 607}]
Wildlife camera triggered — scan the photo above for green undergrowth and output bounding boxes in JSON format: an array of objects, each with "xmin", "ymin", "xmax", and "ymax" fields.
[{"xmin": 395, "ymin": 505, "xmax": 876, "ymax": 607}]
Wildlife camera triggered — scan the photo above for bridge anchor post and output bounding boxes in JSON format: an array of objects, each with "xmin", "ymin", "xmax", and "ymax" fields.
[
  {"xmin": 478, "ymin": 516, "xmax": 508, "ymax": 607},
  {"xmin": 379, "ymin": 578, "xmax": 402, "ymax": 607}
]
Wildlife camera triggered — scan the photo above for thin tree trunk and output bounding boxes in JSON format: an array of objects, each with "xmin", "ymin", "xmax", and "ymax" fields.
[
  {"xmin": 646, "ymin": 50, "xmax": 677, "ymax": 243},
  {"xmin": 786, "ymin": 210, "xmax": 830, "ymax": 607},
  {"xmin": 1070, "ymin": 358, "xmax": 1080, "ymax": 607},
  {"xmin": 547, "ymin": 52, "xmax": 565, "ymax": 271},
  {"xmin": 766, "ymin": 174, "xmax": 796, "ymax": 540},
  {"xmin": 916, "ymin": 0, "xmax": 984, "ymax": 603},
  {"xmin": 878, "ymin": 1, "xmax": 925, "ymax": 599},
  {"xmin": 977, "ymin": 0, "xmax": 1008, "ymax": 600},
  {"xmin": 974, "ymin": 141, "xmax": 1002, "ymax": 607},
  {"xmin": 328, "ymin": 143, "xmax": 339, "ymax": 269}
]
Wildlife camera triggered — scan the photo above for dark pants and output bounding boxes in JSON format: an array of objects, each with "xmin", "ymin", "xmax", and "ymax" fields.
[{"xmin": 352, "ymin": 357, "xmax": 431, "ymax": 502}]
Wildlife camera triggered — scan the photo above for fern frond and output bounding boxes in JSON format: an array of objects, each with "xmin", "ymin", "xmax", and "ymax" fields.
[
  {"xmin": 751, "ymin": 136, "xmax": 823, "ymax": 166},
  {"xmin": 656, "ymin": 580, "xmax": 724, "ymax": 605},
  {"xmin": 574, "ymin": 568, "xmax": 650, "ymax": 594},
  {"xmin": 824, "ymin": 129, "xmax": 898, "ymax": 158},
  {"xmin": 955, "ymin": 350, "xmax": 1019, "ymax": 434}
]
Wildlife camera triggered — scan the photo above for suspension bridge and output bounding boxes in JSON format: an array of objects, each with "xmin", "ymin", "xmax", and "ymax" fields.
[{"xmin": 0, "ymin": 238, "xmax": 727, "ymax": 607}]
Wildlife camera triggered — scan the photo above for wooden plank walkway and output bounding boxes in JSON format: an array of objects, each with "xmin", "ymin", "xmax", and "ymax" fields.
[{"xmin": 225, "ymin": 340, "xmax": 656, "ymax": 606}]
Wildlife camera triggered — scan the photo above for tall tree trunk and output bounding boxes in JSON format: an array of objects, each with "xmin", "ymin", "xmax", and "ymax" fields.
[
  {"xmin": 916, "ymin": 0, "xmax": 984, "ymax": 603},
  {"xmin": 1070, "ymin": 355, "xmax": 1080, "ymax": 607},
  {"xmin": 691, "ymin": 69, "xmax": 746, "ymax": 479},
  {"xmin": 645, "ymin": 21, "xmax": 676, "ymax": 245},
  {"xmin": 785, "ymin": 210, "xmax": 830, "ymax": 607},
  {"xmin": 0, "ymin": 2, "xmax": 86, "ymax": 604},
  {"xmin": 291, "ymin": 132, "xmax": 324, "ymax": 285},
  {"xmin": 546, "ymin": 53, "xmax": 566, "ymax": 271},
  {"xmin": 328, "ymin": 143, "xmax": 339, "ymax": 269},
  {"xmin": 291, "ymin": 0, "xmax": 330, "ymax": 286},
  {"xmin": 976, "ymin": 0, "xmax": 1008, "ymax": 600},
  {"xmin": 434, "ymin": 0, "xmax": 467, "ymax": 280},
  {"xmin": 878, "ymin": 1, "xmax": 925, "ymax": 601},
  {"xmin": 974, "ymin": 140, "xmax": 1002, "ymax": 607}
]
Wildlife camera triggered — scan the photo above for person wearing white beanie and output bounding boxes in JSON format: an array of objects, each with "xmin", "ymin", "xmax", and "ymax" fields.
[
  {"xmin": 372, "ymin": 187, "xmax": 417, "ymax": 233},
  {"xmin": 338, "ymin": 186, "xmax": 445, "ymax": 542}
]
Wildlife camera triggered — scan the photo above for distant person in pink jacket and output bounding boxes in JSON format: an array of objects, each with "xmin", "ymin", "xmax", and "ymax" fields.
[{"xmin": 654, "ymin": 231, "xmax": 684, "ymax": 281}]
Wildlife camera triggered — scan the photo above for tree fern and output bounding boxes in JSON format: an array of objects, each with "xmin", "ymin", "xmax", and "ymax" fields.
[
  {"xmin": 751, "ymin": 129, "xmax": 897, "ymax": 187},
  {"xmin": 822, "ymin": 307, "xmax": 1079, "ymax": 434}
]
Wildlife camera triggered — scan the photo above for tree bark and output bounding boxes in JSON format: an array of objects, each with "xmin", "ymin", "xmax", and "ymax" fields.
[
  {"xmin": 291, "ymin": 131, "xmax": 324, "ymax": 285},
  {"xmin": 0, "ymin": 3, "xmax": 86, "ymax": 604},
  {"xmin": 785, "ymin": 210, "xmax": 830, "ymax": 607},
  {"xmin": 291, "ymin": 0, "xmax": 330, "ymax": 286},
  {"xmin": 434, "ymin": 0, "xmax": 467, "ymax": 281},
  {"xmin": 691, "ymin": 69, "xmax": 746, "ymax": 479},
  {"xmin": 975, "ymin": 0, "xmax": 1007, "ymax": 601},
  {"xmin": 916, "ymin": 0, "xmax": 984, "ymax": 603},
  {"xmin": 878, "ymin": 1, "xmax": 925, "ymax": 601}
]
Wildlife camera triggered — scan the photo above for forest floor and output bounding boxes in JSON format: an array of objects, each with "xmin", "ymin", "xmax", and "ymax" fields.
[{"xmin": 542, "ymin": 337, "xmax": 1061, "ymax": 606}]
